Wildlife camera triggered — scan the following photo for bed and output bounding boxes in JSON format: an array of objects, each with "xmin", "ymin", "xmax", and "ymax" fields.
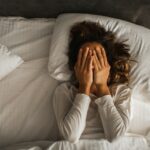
[
  {"xmin": 0, "ymin": 1, "xmax": 150, "ymax": 149},
  {"xmin": 0, "ymin": 14, "xmax": 149, "ymax": 150}
]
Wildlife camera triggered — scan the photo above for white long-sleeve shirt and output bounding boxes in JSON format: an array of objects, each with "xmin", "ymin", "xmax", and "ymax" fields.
[{"xmin": 52, "ymin": 81, "xmax": 132, "ymax": 144}]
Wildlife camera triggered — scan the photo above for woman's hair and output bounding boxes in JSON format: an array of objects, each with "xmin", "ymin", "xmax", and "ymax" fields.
[{"xmin": 67, "ymin": 21, "xmax": 137, "ymax": 88}]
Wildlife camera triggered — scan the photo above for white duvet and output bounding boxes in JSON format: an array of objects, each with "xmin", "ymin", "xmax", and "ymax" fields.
[
  {"xmin": 0, "ymin": 15, "xmax": 149, "ymax": 150},
  {"xmin": 2, "ymin": 136, "xmax": 150, "ymax": 150}
]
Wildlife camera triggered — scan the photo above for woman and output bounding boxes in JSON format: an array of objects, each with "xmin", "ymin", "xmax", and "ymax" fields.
[{"xmin": 52, "ymin": 21, "xmax": 136, "ymax": 144}]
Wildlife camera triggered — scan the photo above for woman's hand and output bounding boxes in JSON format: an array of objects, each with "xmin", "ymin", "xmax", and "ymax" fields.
[
  {"xmin": 92, "ymin": 47, "xmax": 111, "ymax": 97},
  {"xmin": 92, "ymin": 47, "xmax": 111, "ymax": 87},
  {"xmin": 74, "ymin": 47, "xmax": 93, "ymax": 95}
]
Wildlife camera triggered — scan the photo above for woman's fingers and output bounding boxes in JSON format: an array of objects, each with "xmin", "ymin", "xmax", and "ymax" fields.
[
  {"xmin": 95, "ymin": 47, "xmax": 104, "ymax": 68},
  {"xmin": 85, "ymin": 50, "xmax": 91, "ymax": 70},
  {"xmin": 75, "ymin": 45, "xmax": 109, "ymax": 73},
  {"xmin": 101, "ymin": 47, "xmax": 108, "ymax": 66},
  {"xmin": 87, "ymin": 53, "xmax": 93, "ymax": 71},
  {"xmin": 74, "ymin": 48, "xmax": 82, "ymax": 71},
  {"xmin": 81, "ymin": 47, "xmax": 89, "ymax": 70},
  {"xmin": 93, "ymin": 50, "xmax": 101, "ymax": 70},
  {"xmin": 93, "ymin": 52, "xmax": 99, "ymax": 71}
]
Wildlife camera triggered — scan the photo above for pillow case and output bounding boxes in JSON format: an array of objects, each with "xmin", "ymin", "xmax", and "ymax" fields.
[
  {"xmin": 0, "ymin": 44, "xmax": 24, "ymax": 80},
  {"xmin": 48, "ymin": 13, "xmax": 150, "ymax": 136}
]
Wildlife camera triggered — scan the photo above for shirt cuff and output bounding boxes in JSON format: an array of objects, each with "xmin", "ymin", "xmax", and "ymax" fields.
[
  {"xmin": 73, "ymin": 93, "xmax": 91, "ymax": 108},
  {"xmin": 94, "ymin": 94, "xmax": 113, "ymax": 106}
]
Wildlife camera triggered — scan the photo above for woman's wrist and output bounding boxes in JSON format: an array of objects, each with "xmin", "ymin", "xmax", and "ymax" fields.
[
  {"xmin": 78, "ymin": 84, "xmax": 90, "ymax": 96},
  {"xmin": 96, "ymin": 84, "xmax": 111, "ymax": 97}
]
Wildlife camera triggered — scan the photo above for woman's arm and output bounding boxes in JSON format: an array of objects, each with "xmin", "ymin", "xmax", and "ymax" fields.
[
  {"xmin": 94, "ymin": 84, "xmax": 132, "ymax": 142},
  {"xmin": 53, "ymin": 47, "xmax": 93, "ymax": 143},
  {"xmin": 53, "ymin": 83, "xmax": 91, "ymax": 144}
]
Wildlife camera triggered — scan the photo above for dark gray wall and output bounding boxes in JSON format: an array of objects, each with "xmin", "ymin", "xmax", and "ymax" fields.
[{"xmin": 0, "ymin": 0, "xmax": 149, "ymax": 29}]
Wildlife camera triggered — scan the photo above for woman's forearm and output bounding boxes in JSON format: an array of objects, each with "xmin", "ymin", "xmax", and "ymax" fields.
[
  {"xmin": 60, "ymin": 93, "xmax": 91, "ymax": 143},
  {"xmin": 96, "ymin": 84, "xmax": 111, "ymax": 97},
  {"xmin": 94, "ymin": 85, "xmax": 131, "ymax": 142},
  {"xmin": 78, "ymin": 84, "xmax": 111, "ymax": 97}
]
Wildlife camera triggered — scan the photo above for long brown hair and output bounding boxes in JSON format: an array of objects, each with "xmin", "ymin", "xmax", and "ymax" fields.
[{"xmin": 67, "ymin": 21, "xmax": 137, "ymax": 88}]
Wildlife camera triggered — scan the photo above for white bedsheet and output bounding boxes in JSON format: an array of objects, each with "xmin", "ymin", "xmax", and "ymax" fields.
[{"xmin": 0, "ymin": 17, "xmax": 60, "ymax": 148}]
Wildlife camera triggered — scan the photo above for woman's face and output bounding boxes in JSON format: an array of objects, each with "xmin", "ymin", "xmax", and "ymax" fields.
[{"xmin": 80, "ymin": 42, "xmax": 105, "ymax": 69}]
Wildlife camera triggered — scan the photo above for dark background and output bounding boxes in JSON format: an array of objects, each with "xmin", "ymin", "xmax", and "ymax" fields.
[{"xmin": 0, "ymin": 0, "xmax": 149, "ymax": 29}]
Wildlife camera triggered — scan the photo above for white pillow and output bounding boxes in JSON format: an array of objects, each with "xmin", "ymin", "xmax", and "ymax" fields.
[
  {"xmin": 48, "ymin": 13, "xmax": 150, "ymax": 90},
  {"xmin": 0, "ymin": 16, "xmax": 55, "ymax": 61},
  {"xmin": 0, "ymin": 44, "xmax": 24, "ymax": 80},
  {"xmin": 48, "ymin": 13, "xmax": 150, "ymax": 136}
]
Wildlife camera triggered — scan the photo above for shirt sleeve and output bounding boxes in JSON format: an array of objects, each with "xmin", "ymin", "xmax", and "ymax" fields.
[
  {"xmin": 94, "ymin": 84, "xmax": 132, "ymax": 142},
  {"xmin": 52, "ymin": 83, "xmax": 91, "ymax": 144}
]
